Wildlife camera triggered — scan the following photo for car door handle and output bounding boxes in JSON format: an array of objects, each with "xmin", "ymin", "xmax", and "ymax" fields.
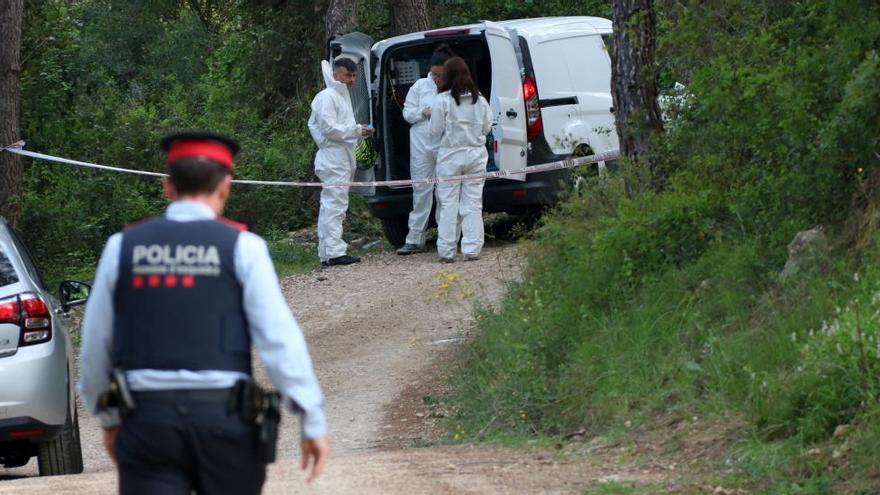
[{"xmin": 506, "ymin": 109, "xmax": 517, "ymax": 119}]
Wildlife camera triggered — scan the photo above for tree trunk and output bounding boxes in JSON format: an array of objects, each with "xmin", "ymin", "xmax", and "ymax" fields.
[
  {"xmin": 389, "ymin": 0, "xmax": 430, "ymax": 36},
  {"xmin": 324, "ymin": 0, "xmax": 358, "ymax": 39},
  {"xmin": 611, "ymin": 0, "xmax": 665, "ymax": 192},
  {"xmin": 0, "ymin": 0, "xmax": 23, "ymax": 225}
]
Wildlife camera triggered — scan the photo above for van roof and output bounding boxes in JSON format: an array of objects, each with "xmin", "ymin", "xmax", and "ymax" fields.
[{"xmin": 373, "ymin": 16, "xmax": 611, "ymax": 52}]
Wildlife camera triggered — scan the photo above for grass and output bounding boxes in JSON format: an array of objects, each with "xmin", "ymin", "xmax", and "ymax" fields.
[
  {"xmin": 266, "ymin": 236, "xmax": 319, "ymax": 276},
  {"xmin": 583, "ymin": 481, "xmax": 642, "ymax": 494},
  {"xmin": 445, "ymin": 176, "xmax": 880, "ymax": 493}
]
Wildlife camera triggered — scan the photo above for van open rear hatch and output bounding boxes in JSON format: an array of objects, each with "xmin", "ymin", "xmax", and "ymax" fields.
[{"xmin": 377, "ymin": 33, "xmax": 492, "ymax": 185}]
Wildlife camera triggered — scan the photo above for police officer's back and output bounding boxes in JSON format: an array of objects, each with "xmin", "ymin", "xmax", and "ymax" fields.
[{"xmin": 78, "ymin": 132, "xmax": 329, "ymax": 494}]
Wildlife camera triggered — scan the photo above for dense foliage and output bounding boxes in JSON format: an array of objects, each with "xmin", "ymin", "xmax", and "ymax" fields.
[
  {"xmin": 16, "ymin": 0, "xmax": 880, "ymax": 491},
  {"xmin": 18, "ymin": 0, "xmax": 607, "ymax": 282},
  {"xmin": 449, "ymin": 0, "xmax": 880, "ymax": 492}
]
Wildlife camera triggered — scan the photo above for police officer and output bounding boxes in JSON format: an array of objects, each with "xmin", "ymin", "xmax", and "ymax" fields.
[{"xmin": 78, "ymin": 131, "xmax": 329, "ymax": 494}]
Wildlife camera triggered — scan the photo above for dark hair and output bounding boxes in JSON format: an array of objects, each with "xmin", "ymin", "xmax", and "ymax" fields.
[
  {"xmin": 437, "ymin": 56, "xmax": 479, "ymax": 105},
  {"xmin": 429, "ymin": 44, "xmax": 454, "ymax": 67},
  {"xmin": 167, "ymin": 158, "xmax": 231, "ymax": 195},
  {"xmin": 333, "ymin": 57, "xmax": 357, "ymax": 73}
]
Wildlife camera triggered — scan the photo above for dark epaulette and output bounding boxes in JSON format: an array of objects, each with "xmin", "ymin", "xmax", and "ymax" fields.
[{"xmin": 218, "ymin": 217, "xmax": 249, "ymax": 232}]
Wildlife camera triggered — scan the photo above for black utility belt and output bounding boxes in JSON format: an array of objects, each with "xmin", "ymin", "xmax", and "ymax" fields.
[
  {"xmin": 132, "ymin": 388, "xmax": 235, "ymax": 403},
  {"xmin": 113, "ymin": 379, "xmax": 282, "ymax": 464}
]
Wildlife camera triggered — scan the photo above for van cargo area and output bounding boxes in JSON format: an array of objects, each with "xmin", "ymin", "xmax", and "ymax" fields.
[
  {"xmin": 380, "ymin": 37, "xmax": 493, "ymax": 183},
  {"xmin": 371, "ymin": 37, "xmax": 570, "ymax": 228},
  {"xmin": 344, "ymin": 17, "xmax": 618, "ymax": 246}
]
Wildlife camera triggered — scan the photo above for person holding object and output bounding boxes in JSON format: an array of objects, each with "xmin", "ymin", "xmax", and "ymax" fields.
[
  {"xmin": 429, "ymin": 57, "xmax": 493, "ymax": 263},
  {"xmin": 308, "ymin": 57, "xmax": 375, "ymax": 267},
  {"xmin": 78, "ymin": 131, "xmax": 329, "ymax": 494},
  {"xmin": 396, "ymin": 45, "xmax": 454, "ymax": 255}
]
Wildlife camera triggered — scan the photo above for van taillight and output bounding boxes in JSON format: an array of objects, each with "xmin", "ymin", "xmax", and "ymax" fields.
[
  {"xmin": 0, "ymin": 293, "xmax": 52, "ymax": 346},
  {"xmin": 522, "ymin": 75, "xmax": 543, "ymax": 142}
]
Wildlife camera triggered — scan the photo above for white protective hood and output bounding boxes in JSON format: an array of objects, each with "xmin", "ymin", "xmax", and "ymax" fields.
[
  {"xmin": 321, "ymin": 60, "xmax": 354, "ymax": 106},
  {"xmin": 316, "ymin": 59, "xmax": 375, "ymax": 196}
]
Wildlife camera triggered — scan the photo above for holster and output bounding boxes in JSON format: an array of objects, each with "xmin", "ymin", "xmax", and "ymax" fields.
[
  {"xmin": 227, "ymin": 379, "xmax": 282, "ymax": 464},
  {"xmin": 97, "ymin": 368, "xmax": 136, "ymax": 417}
]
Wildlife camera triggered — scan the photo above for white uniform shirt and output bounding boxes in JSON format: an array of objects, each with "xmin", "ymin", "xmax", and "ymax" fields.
[{"xmin": 78, "ymin": 201, "xmax": 327, "ymax": 439}]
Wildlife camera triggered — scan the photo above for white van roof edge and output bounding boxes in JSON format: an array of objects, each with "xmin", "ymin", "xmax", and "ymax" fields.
[{"xmin": 372, "ymin": 16, "xmax": 611, "ymax": 54}]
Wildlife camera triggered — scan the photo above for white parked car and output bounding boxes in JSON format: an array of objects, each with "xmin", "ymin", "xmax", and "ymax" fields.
[
  {"xmin": 330, "ymin": 16, "xmax": 619, "ymax": 246},
  {"xmin": 0, "ymin": 219, "xmax": 90, "ymax": 476}
]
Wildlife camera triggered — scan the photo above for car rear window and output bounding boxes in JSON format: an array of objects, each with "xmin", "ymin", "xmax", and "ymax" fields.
[
  {"xmin": 7, "ymin": 227, "xmax": 46, "ymax": 290},
  {"xmin": 0, "ymin": 248, "xmax": 19, "ymax": 288}
]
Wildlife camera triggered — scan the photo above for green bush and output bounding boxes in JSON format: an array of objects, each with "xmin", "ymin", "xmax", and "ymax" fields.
[
  {"xmin": 16, "ymin": 1, "xmax": 356, "ymax": 282},
  {"xmin": 449, "ymin": 4, "xmax": 880, "ymax": 492}
]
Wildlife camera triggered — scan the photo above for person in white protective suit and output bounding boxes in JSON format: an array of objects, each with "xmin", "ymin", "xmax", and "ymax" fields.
[
  {"xmin": 396, "ymin": 45, "xmax": 454, "ymax": 255},
  {"xmin": 429, "ymin": 56, "xmax": 493, "ymax": 263},
  {"xmin": 308, "ymin": 57, "xmax": 374, "ymax": 266}
]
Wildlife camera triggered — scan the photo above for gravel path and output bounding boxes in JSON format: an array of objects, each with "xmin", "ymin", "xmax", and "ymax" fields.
[{"xmin": 0, "ymin": 242, "xmax": 659, "ymax": 494}]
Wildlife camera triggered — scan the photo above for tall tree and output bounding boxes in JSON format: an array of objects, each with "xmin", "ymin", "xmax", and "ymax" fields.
[
  {"xmin": 0, "ymin": 0, "xmax": 23, "ymax": 225},
  {"xmin": 324, "ymin": 0, "xmax": 358, "ymax": 39},
  {"xmin": 389, "ymin": 0, "xmax": 430, "ymax": 36},
  {"xmin": 610, "ymin": 0, "xmax": 665, "ymax": 191}
]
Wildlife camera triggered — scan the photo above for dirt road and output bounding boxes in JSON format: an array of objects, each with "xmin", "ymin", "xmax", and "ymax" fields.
[{"xmin": 0, "ymin": 243, "xmax": 662, "ymax": 494}]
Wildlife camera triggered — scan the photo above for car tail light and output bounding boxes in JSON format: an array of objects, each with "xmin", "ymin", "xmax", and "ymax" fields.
[
  {"xmin": 522, "ymin": 75, "xmax": 543, "ymax": 142},
  {"xmin": 0, "ymin": 296, "xmax": 19, "ymax": 321},
  {"xmin": 21, "ymin": 294, "xmax": 51, "ymax": 345},
  {"xmin": 0, "ymin": 293, "xmax": 52, "ymax": 347}
]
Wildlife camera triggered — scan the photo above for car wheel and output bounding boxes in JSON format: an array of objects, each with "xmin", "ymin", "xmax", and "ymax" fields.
[
  {"xmin": 37, "ymin": 407, "xmax": 84, "ymax": 476},
  {"xmin": 381, "ymin": 215, "xmax": 408, "ymax": 248}
]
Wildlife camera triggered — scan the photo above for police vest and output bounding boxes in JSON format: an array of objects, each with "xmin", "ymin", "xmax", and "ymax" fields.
[{"xmin": 112, "ymin": 216, "xmax": 251, "ymax": 373}]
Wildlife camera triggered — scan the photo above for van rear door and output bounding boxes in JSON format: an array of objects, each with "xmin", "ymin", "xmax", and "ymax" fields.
[
  {"xmin": 328, "ymin": 32, "xmax": 376, "ymax": 194},
  {"xmin": 483, "ymin": 21, "xmax": 526, "ymax": 181}
]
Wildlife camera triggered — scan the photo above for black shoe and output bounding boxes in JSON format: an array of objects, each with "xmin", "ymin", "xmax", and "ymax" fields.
[
  {"xmin": 322, "ymin": 255, "xmax": 361, "ymax": 267},
  {"xmin": 396, "ymin": 243, "xmax": 426, "ymax": 255}
]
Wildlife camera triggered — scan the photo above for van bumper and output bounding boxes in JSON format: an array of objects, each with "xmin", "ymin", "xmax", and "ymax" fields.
[{"xmin": 368, "ymin": 170, "xmax": 568, "ymax": 218}]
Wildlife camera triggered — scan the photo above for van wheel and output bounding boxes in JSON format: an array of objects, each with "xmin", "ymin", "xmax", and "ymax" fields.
[
  {"xmin": 381, "ymin": 215, "xmax": 408, "ymax": 248},
  {"xmin": 37, "ymin": 407, "xmax": 84, "ymax": 476}
]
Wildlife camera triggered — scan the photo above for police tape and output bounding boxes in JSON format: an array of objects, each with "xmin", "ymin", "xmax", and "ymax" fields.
[{"xmin": 1, "ymin": 140, "xmax": 620, "ymax": 188}]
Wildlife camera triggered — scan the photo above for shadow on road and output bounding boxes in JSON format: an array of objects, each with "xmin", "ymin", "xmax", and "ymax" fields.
[
  {"xmin": 484, "ymin": 212, "xmax": 541, "ymax": 246},
  {"xmin": 0, "ymin": 474, "xmax": 29, "ymax": 481}
]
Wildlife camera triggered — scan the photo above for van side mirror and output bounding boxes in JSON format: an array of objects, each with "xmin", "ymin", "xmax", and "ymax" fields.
[{"xmin": 59, "ymin": 280, "xmax": 91, "ymax": 312}]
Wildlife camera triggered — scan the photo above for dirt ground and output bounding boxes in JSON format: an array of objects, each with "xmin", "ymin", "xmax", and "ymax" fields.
[{"xmin": 0, "ymin": 242, "xmax": 729, "ymax": 494}]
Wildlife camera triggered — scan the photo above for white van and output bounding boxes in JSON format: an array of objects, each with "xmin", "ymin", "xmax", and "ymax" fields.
[{"xmin": 330, "ymin": 16, "xmax": 619, "ymax": 246}]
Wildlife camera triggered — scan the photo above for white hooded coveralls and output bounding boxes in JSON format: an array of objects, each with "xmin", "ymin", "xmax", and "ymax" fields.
[
  {"xmin": 308, "ymin": 61, "xmax": 364, "ymax": 262},
  {"xmin": 429, "ymin": 91, "xmax": 493, "ymax": 259},
  {"xmin": 402, "ymin": 77, "xmax": 440, "ymax": 247}
]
